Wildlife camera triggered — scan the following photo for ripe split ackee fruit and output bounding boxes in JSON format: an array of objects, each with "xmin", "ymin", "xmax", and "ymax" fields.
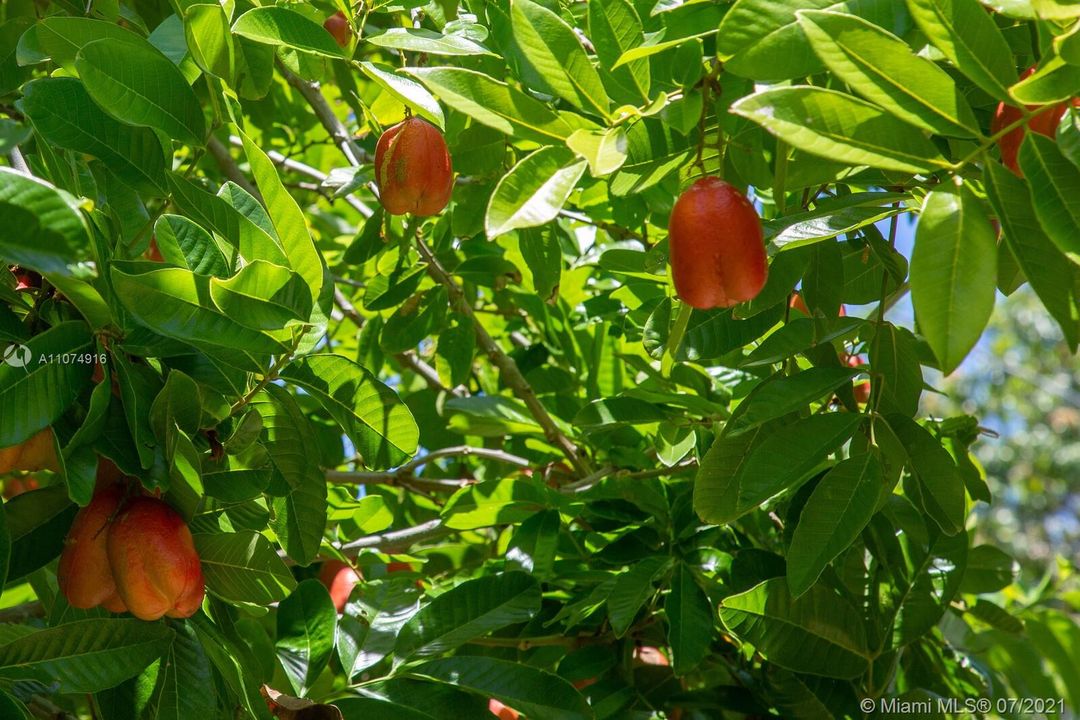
[
  {"xmin": 668, "ymin": 177, "xmax": 768, "ymax": 309},
  {"xmin": 374, "ymin": 117, "xmax": 454, "ymax": 217}
]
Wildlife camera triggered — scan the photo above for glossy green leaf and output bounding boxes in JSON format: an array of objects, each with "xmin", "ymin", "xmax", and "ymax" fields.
[
  {"xmin": 798, "ymin": 10, "xmax": 980, "ymax": 138},
  {"xmin": 787, "ymin": 453, "xmax": 883, "ymax": 597},
  {"xmin": 210, "ymin": 261, "xmax": 312, "ymax": 330},
  {"xmin": 194, "ymin": 531, "xmax": 297, "ymax": 605},
  {"xmin": 695, "ymin": 413, "xmax": 862, "ymax": 524},
  {"xmin": 366, "ymin": 28, "xmax": 495, "ymax": 56},
  {"xmin": 906, "ymin": 0, "xmax": 1017, "ymax": 99},
  {"xmin": 720, "ymin": 578, "xmax": 869, "ymax": 679},
  {"xmin": 887, "ymin": 415, "xmax": 966, "ymax": 535},
  {"xmin": 666, "ymin": 564, "xmax": 714, "ymax": 676},
  {"xmin": 276, "ymin": 580, "xmax": 337, "ymax": 696},
  {"xmin": 731, "ymin": 87, "xmax": 951, "ymax": 173},
  {"xmin": 984, "ymin": 161, "xmax": 1080, "ymax": 350},
  {"xmin": 232, "ymin": 7, "xmax": 346, "ymax": 59},
  {"xmin": 0, "ymin": 168, "xmax": 90, "ymax": 276},
  {"xmin": 359, "ymin": 62, "xmax": 445, "ymax": 130},
  {"xmin": 1018, "ymin": 133, "xmax": 1080, "ymax": 262},
  {"xmin": 910, "ymin": 182, "xmax": 997, "ymax": 375},
  {"xmin": 409, "ymin": 657, "xmax": 590, "ymax": 720},
  {"xmin": 75, "ymin": 37, "xmax": 206, "ymax": 145},
  {"xmin": 486, "ymin": 146, "xmax": 587, "ymax": 238},
  {"xmin": 510, "ymin": 0, "xmax": 611, "ymax": 118},
  {"xmin": 280, "ymin": 354, "xmax": 419, "ymax": 470},
  {"xmin": 406, "ymin": 67, "xmax": 576, "ymax": 143},
  {"xmin": 17, "ymin": 78, "xmax": 167, "ymax": 195},
  {"xmin": 0, "ymin": 619, "xmax": 173, "ymax": 693},
  {"xmin": 395, "ymin": 573, "xmax": 540, "ymax": 660}
]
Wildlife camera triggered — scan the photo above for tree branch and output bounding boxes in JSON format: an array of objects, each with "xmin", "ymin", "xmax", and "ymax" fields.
[
  {"xmin": 414, "ymin": 235, "xmax": 594, "ymax": 476},
  {"xmin": 206, "ymin": 136, "xmax": 263, "ymax": 201},
  {"xmin": 338, "ymin": 518, "xmax": 450, "ymax": 555},
  {"xmin": 0, "ymin": 601, "xmax": 44, "ymax": 623},
  {"xmin": 327, "ymin": 445, "xmax": 531, "ymax": 489}
]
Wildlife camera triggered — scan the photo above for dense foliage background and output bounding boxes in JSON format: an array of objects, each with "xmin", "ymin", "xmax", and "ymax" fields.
[{"xmin": 1, "ymin": 0, "xmax": 1080, "ymax": 718}]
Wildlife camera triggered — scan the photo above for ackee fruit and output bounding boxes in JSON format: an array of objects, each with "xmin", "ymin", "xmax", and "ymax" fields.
[
  {"xmin": 107, "ymin": 497, "xmax": 205, "ymax": 621},
  {"xmin": 324, "ymin": 11, "xmax": 351, "ymax": 48},
  {"xmin": 668, "ymin": 177, "xmax": 768, "ymax": 309},
  {"xmin": 58, "ymin": 483, "xmax": 128, "ymax": 612},
  {"xmin": 318, "ymin": 560, "xmax": 360, "ymax": 613},
  {"xmin": 0, "ymin": 428, "xmax": 60, "ymax": 476},
  {"xmin": 374, "ymin": 117, "xmax": 454, "ymax": 217},
  {"xmin": 992, "ymin": 67, "xmax": 1080, "ymax": 175}
]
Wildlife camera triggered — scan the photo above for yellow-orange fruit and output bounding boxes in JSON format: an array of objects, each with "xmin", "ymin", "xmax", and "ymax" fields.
[
  {"xmin": 318, "ymin": 560, "xmax": 360, "ymax": 613},
  {"xmin": 374, "ymin": 117, "xmax": 454, "ymax": 217},
  {"xmin": 0, "ymin": 428, "xmax": 60, "ymax": 475},
  {"xmin": 842, "ymin": 353, "xmax": 871, "ymax": 404},
  {"xmin": 58, "ymin": 483, "xmax": 128, "ymax": 612},
  {"xmin": 107, "ymin": 497, "xmax": 204, "ymax": 621},
  {"xmin": 668, "ymin": 178, "xmax": 768, "ymax": 309},
  {"xmin": 489, "ymin": 699, "xmax": 520, "ymax": 719}
]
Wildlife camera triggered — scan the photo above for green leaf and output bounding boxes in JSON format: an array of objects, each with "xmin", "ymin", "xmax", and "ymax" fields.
[
  {"xmin": 0, "ymin": 619, "xmax": 173, "ymax": 693},
  {"xmin": 237, "ymin": 129, "xmax": 324, "ymax": 298},
  {"xmin": 184, "ymin": 4, "xmax": 237, "ymax": 81},
  {"xmin": 210, "ymin": 261, "xmax": 313, "ymax": 331},
  {"xmin": 337, "ymin": 579, "xmax": 422, "ymax": 678},
  {"xmin": 31, "ymin": 16, "xmax": 143, "ymax": 72},
  {"xmin": 0, "ymin": 168, "xmax": 90, "ymax": 276},
  {"xmin": 252, "ymin": 384, "xmax": 328, "ymax": 566},
  {"xmin": 75, "ymin": 37, "xmax": 206, "ymax": 146},
  {"xmin": 1018, "ymin": 133, "xmax": 1080, "ymax": 262},
  {"xmin": 0, "ymin": 689, "xmax": 27, "ymax": 720},
  {"xmin": 887, "ymin": 415, "xmax": 966, "ymax": 535},
  {"xmin": 519, "ymin": 227, "xmax": 562, "ymax": 302},
  {"xmin": 566, "ymin": 127, "xmax": 629, "ymax": 177},
  {"xmin": 869, "ymin": 324, "xmax": 924, "ymax": 417},
  {"xmin": 608, "ymin": 556, "xmax": 672, "ymax": 637},
  {"xmin": 3, "ymin": 487, "xmax": 76, "ymax": 581},
  {"xmin": 276, "ymin": 580, "xmax": 338, "ymax": 697},
  {"xmin": 359, "ymin": 62, "xmax": 445, "ymax": 130},
  {"xmin": 719, "ymin": 0, "xmax": 896, "ymax": 82},
  {"xmin": 280, "ymin": 354, "xmax": 418, "ymax": 470},
  {"xmin": 787, "ymin": 453, "xmax": 883, "ymax": 597},
  {"xmin": 17, "ymin": 78, "xmax": 167, "ymax": 195},
  {"xmin": 0, "ymin": 321, "xmax": 93, "ymax": 446},
  {"xmin": 910, "ymin": 182, "xmax": 997, "ymax": 374},
  {"xmin": 905, "ymin": 0, "xmax": 1017, "ymax": 99},
  {"xmin": 406, "ymin": 67, "xmax": 576, "ymax": 143},
  {"xmin": 166, "ymin": 173, "xmax": 286, "ymax": 268},
  {"xmin": 153, "ymin": 214, "xmax": 230, "ymax": 277},
  {"xmin": 409, "ymin": 657, "xmax": 591, "ymax": 720},
  {"xmin": 959, "ymin": 545, "xmax": 1017, "ymax": 593},
  {"xmin": 366, "ymin": 28, "xmax": 495, "ymax": 56},
  {"xmin": 694, "ymin": 413, "xmax": 862, "ymax": 524},
  {"xmin": 441, "ymin": 477, "xmax": 550, "ymax": 530},
  {"xmin": 510, "ymin": 0, "xmax": 611, "ymax": 119},
  {"xmin": 1010, "ymin": 55, "xmax": 1080, "ymax": 105},
  {"xmin": 797, "ymin": 10, "xmax": 981, "ymax": 138},
  {"xmin": 720, "ymin": 578, "xmax": 869, "ymax": 679},
  {"xmin": 728, "ymin": 367, "xmax": 861, "ymax": 432},
  {"xmin": 666, "ymin": 564, "xmax": 714, "ymax": 676},
  {"xmin": 731, "ymin": 87, "xmax": 951, "ymax": 174},
  {"xmin": 506, "ymin": 510, "xmax": 561, "ymax": 578},
  {"xmin": 395, "ymin": 573, "xmax": 540, "ymax": 660},
  {"xmin": 0, "ymin": 504, "xmax": 8, "ymax": 602},
  {"xmin": 984, "ymin": 161, "xmax": 1080, "ymax": 350},
  {"xmin": 232, "ymin": 7, "xmax": 346, "ymax": 59},
  {"xmin": 588, "ymin": 0, "xmax": 651, "ymax": 102},
  {"xmin": 111, "ymin": 265, "xmax": 285, "ymax": 370},
  {"xmin": 194, "ymin": 531, "xmax": 297, "ymax": 605},
  {"xmin": 486, "ymin": 146, "xmax": 587, "ymax": 238},
  {"xmin": 140, "ymin": 620, "xmax": 215, "ymax": 720}
]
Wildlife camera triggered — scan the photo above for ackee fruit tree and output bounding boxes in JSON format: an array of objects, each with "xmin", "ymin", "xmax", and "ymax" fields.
[{"xmin": 1, "ymin": 0, "xmax": 1080, "ymax": 719}]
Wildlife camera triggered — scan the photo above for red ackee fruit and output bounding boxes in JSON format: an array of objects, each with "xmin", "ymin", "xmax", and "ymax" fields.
[
  {"xmin": 668, "ymin": 177, "xmax": 768, "ymax": 309},
  {"xmin": 106, "ymin": 497, "xmax": 205, "ymax": 621},
  {"xmin": 374, "ymin": 117, "xmax": 454, "ymax": 217},
  {"xmin": 319, "ymin": 560, "xmax": 361, "ymax": 613},
  {"xmin": 324, "ymin": 11, "xmax": 351, "ymax": 48},
  {"xmin": 992, "ymin": 67, "xmax": 1080, "ymax": 175},
  {"xmin": 58, "ymin": 483, "xmax": 129, "ymax": 612}
]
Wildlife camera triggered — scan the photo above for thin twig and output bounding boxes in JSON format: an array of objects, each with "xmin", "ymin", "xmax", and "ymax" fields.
[{"xmin": 414, "ymin": 234, "xmax": 593, "ymax": 476}]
